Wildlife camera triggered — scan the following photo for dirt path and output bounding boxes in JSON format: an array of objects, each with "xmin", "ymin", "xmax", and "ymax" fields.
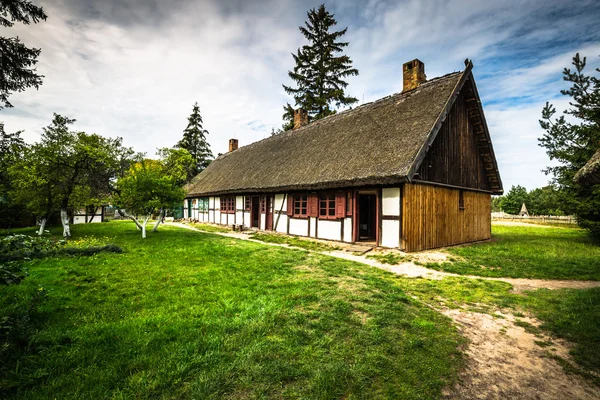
[
  {"xmin": 168, "ymin": 222, "xmax": 600, "ymax": 399},
  {"xmin": 442, "ymin": 309, "xmax": 600, "ymax": 399}
]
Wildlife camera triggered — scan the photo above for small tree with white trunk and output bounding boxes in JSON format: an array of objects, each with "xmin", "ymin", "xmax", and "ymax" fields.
[{"xmin": 115, "ymin": 152, "xmax": 188, "ymax": 238}]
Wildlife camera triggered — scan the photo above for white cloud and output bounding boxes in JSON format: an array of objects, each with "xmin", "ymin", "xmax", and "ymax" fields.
[{"xmin": 1, "ymin": 0, "xmax": 598, "ymax": 191}]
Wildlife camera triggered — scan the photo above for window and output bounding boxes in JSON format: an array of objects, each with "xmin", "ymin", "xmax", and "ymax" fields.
[
  {"xmin": 319, "ymin": 193, "xmax": 336, "ymax": 219},
  {"xmin": 459, "ymin": 189, "xmax": 465, "ymax": 210},
  {"xmin": 293, "ymin": 194, "xmax": 308, "ymax": 218},
  {"xmin": 198, "ymin": 197, "xmax": 209, "ymax": 212},
  {"xmin": 220, "ymin": 196, "xmax": 235, "ymax": 213},
  {"xmin": 244, "ymin": 196, "xmax": 250, "ymax": 211}
]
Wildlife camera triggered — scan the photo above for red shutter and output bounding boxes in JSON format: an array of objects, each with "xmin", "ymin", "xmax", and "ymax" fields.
[
  {"xmin": 346, "ymin": 192, "xmax": 353, "ymax": 216},
  {"xmin": 335, "ymin": 192, "xmax": 346, "ymax": 219},
  {"xmin": 286, "ymin": 194, "xmax": 294, "ymax": 216},
  {"xmin": 308, "ymin": 194, "xmax": 318, "ymax": 217}
]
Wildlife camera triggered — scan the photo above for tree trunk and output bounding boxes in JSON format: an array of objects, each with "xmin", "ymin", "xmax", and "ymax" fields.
[
  {"xmin": 38, "ymin": 218, "xmax": 47, "ymax": 236},
  {"xmin": 60, "ymin": 209, "xmax": 71, "ymax": 238},
  {"xmin": 141, "ymin": 215, "xmax": 151, "ymax": 238},
  {"xmin": 152, "ymin": 209, "xmax": 164, "ymax": 232},
  {"xmin": 119, "ymin": 209, "xmax": 142, "ymax": 230}
]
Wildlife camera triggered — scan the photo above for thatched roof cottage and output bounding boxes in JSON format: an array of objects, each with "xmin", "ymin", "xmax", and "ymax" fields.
[{"xmin": 184, "ymin": 59, "xmax": 503, "ymax": 251}]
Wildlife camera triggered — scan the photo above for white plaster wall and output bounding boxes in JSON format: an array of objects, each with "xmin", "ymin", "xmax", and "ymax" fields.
[
  {"xmin": 243, "ymin": 212, "xmax": 251, "ymax": 228},
  {"xmin": 381, "ymin": 219, "xmax": 400, "ymax": 248},
  {"xmin": 382, "ymin": 188, "xmax": 401, "ymax": 216},
  {"xmin": 236, "ymin": 211, "xmax": 243, "ymax": 225},
  {"xmin": 343, "ymin": 217, "xmax": 353, "ymax": 242},
  {"xmin": 199, "ymin": 212, "xmax": 208, "ymax": 222},
  {"xmin": 220, "ymin": 213, "xmax": 228, "ymax": 225},
  {"xmin": 236, "ymin": 196, "xmax": 243, "ymax": 209},
  {"xmin": 289, "ymin": 218, "xmax": 308, "ymax": 236},
  {"xmin": 275, "ymin": 215, "xmax": 287, "ymax": 233},
  {"xmin": 260, "ymin": 214, "xmax": 266, "ymax": 230},
  {"xmin": 317, "ymin": 220, "xmax": 342, "ymax": 241},
  {"xmin": 274, "ymin": 194, "xmax": 286, "ymax": 211},
  {"xmin": 309, "ymin": 217, "xmax": 316, "ymax": 237}
]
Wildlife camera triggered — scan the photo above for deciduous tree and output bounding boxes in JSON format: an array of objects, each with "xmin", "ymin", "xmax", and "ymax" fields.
[{"xmin": 0, "ymin": 0, "xmax": 47, "ymax": 109}]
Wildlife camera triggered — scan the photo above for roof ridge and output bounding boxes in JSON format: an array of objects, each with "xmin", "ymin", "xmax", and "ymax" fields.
[{"xmin": 217, "ymin": 70, "xmax": 464, "ymax": 160}]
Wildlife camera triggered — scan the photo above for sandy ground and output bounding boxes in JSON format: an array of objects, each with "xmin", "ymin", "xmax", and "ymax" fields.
[
  {"xmin": 442, "ymin": 309, "xmax": 600, "ymax": 399},
  {"xmin": 492, "ymin": 220, "xmax": 570, "ymax": 228},
  {"xmin": 169, "ymin": 222, "xmax": 600, "ymax": 398}
]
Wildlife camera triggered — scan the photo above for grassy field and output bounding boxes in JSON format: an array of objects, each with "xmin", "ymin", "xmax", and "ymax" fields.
[
  {"xmin": 1, "ymin": 222, "xmax": 464, "ymax": 399},
  {"xmin": 425, "ymin": 224, "xmax": 600, "ymax": 280}
]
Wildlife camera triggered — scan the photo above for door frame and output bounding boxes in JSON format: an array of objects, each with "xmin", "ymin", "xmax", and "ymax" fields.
[
  {"xmin": 353, "ymin": 189, "xmax": 380, "ymax": 245},
  {"xmin": 250, "ymin": 195, "xmax": 260, "ymax": 228}
]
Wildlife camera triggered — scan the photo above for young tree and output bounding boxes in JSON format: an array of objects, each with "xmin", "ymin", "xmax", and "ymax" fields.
[
  {"xmin": 282, "ymin": 4, "xmax": 359, "ymax": 124},
  {"xmin": 115, "ymin": 152, "xmax": 189, "ymax": 238},
  {"xmin": 499, "ymin": 185, "xmax": 529, "ymax": 215},
  {"xmin": 0, "ymin": 0, "xmax": 47, "ymax": 109},
  {"xmin": 539, "ymin": 53, "xmax": 600, "ymax": 235},
  {"xmin": 176, "ymin": 102, "xmax": 213, "ymax": 178}
]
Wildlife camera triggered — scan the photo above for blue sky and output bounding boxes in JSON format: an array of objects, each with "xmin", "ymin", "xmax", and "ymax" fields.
[{"xmin": 2, "ymin": 0, "xmax": 600, "ymax": 190}]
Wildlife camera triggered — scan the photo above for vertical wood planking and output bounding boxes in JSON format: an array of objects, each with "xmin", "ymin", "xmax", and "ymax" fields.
[{"xmin": 401, "ymin": 183, "xmax": 491, "ymax": 252}]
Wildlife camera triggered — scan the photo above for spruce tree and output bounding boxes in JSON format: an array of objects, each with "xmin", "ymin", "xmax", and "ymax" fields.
[
  {"xmin": 539, "ymin": 53, "xmax": 600, "ymax": 235},
  {"xmin": 0, "ymin": 0, "xmax": 47, "ymax": 109},
  {"xmin": 282, "ymin": 4, "xmax": 358, "ymax": 125},
  {"xmin": 176, "ymin": 102, "xmax": 213, "ymax": 178}
]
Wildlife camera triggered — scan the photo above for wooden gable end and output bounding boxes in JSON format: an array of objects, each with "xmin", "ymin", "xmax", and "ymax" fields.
[{"xmin": 415, "ymin": 82, "xmax": 494, "ymax": 192}]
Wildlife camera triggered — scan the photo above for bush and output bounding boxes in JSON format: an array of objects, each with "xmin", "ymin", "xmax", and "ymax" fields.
[{"xmin": 0, "ymin": 234, "xmax": 65, "ymax": 257}]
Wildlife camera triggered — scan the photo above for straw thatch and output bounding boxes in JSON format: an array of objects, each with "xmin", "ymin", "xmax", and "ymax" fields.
[
  {"xmin": 186, "ymin": 69, "xmax": 472, "ymax": 197},
  {"xmin": 574, "ymin": 149, "xmax": 600, "ymax": 186}
]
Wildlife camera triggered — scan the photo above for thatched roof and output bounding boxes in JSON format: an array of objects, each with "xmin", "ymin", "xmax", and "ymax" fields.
[
  {"xmin": 574, "ymin": 149, "xmax": 600, "ymax": 186},
  {"xmin": 186, "ymin": 64, "xmax": 499, "ymax": 197}
]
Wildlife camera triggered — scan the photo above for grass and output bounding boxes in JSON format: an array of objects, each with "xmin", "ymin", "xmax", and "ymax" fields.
[
  {"xmin": 424, "ymin": 225, "xmax": 600, "ymax": 280},
  {"xmin": 366, "ymin": 253, "xmax": 413, "ymax": 265},
  {"xmin": 250, "ymin": 232, "xmax": 341, "ymax": 252},
  {"xmin": 189, "ymin": 222, "xmax": 231, "ymax": 233},
  {"xmin": 1, "ymin": 222, "xmax": 463, "ymax": 399}
]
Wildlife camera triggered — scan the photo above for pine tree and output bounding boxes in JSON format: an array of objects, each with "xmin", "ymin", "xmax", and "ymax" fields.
[
  {"xmin": 539, "ymin": 53, "xmax": 600, "ymax": 235},
  {"xmin": 282, "ymin": 4, "xmax": 358, "ymax": 125},
  {"xmin": 176, "ymin": 102, "xmax": 213, "ymax": 178},
  {"xmin": 0, "ymin": 0, "xmax": 47, "ymax": 109}
]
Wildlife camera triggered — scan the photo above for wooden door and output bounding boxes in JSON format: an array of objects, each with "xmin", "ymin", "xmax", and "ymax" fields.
[
  {"xmin": 251, "ymin": 196, "xmax": 260, "ymax": 228},
  {"xmin": 265, "ymin": 196, "xmax": 273, "ymax": 231}
]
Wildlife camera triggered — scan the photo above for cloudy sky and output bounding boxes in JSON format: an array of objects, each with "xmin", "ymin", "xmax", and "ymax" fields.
[{"xmin": 2, "ymin": 0, "xmax": 600, "ymax": 190}]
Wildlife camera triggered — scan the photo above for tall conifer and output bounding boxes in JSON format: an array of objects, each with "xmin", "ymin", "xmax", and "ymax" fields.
[
  {"xmin": 282, "ymin": 4, "xmax": 358, "ymax": 127},
  {"xmin": 177, "ymin": 102, "xmax": 213, "ymax": 178}
]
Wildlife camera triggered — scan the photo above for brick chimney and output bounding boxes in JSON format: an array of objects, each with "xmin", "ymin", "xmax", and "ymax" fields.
[
  {"xmin": 228, "ymin": 138, "xmax": 238, "ymax": 152},
  {"xmin": 293, "ymin": 108, "xmax": 309, "ymax": 130},
  {"xmin": 402, "ymin": 59, "xmax": 426, "ymax": 93}
]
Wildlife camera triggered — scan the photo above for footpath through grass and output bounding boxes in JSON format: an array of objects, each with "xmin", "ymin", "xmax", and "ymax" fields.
[
  {"xmin": 425, "ymin": 224, "xmax": 600, "ymax": 280},
  {"xmin": 1, "ymin": 222, "xmax": 463, "ymax": 399},
  {"xmin": 393, "ymin": 276, "xmax": 600, "ymax": 384}
]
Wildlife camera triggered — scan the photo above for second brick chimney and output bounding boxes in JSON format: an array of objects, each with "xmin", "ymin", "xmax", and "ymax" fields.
[
  {"xmin": 293, "ymin": 108, "xmax": 309, "ymax": 130},
  {"xmin": 228, "ymin": 138, "xmax": 238, "ymax": 152},
  {"xmin": 402, "ymin": 59, "xmax": 426, "ymax": 93}
]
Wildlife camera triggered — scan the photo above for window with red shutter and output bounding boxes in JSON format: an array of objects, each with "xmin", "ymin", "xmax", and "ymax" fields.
[
  {"xmin": 244, "ymin": 196, "xmax": 250, "ymax": 211},
  {"xmin": 287, "ymin": 194, "xmax": 308, "ymax": 218},
  {"xmin": 319, "ymin": 193, "xmax": 336, "ymax": 219},
  {"xmin": 220, "ymin": 196, "xmax": 235, "ymax": 213}
]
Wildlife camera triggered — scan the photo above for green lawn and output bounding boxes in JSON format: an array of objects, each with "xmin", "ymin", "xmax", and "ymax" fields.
[
  {"xmin": 1, "ymin": 222, "xmax": 463, "ymax": 399},
  {"xmin": 425, "ymin": 224, "xmax": 600, "ymax": 280}
]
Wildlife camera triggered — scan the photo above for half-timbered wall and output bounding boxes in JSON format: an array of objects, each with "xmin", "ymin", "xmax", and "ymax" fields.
[
  {"xmin": 381, "ymin": 188, "xmax": 401, "ymax": 248},
  {"xmin": 401, "ymin": 183, "xmax": 490, "ymax": 252},
  {"xmin": 416, "ymin": 91, "xmax": 491, "ymax": 191}
]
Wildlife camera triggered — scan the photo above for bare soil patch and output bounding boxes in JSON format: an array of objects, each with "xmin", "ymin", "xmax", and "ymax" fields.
[{"xmin": 442, "ymin": 309, "xmax": 600, "ymax": 399}]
